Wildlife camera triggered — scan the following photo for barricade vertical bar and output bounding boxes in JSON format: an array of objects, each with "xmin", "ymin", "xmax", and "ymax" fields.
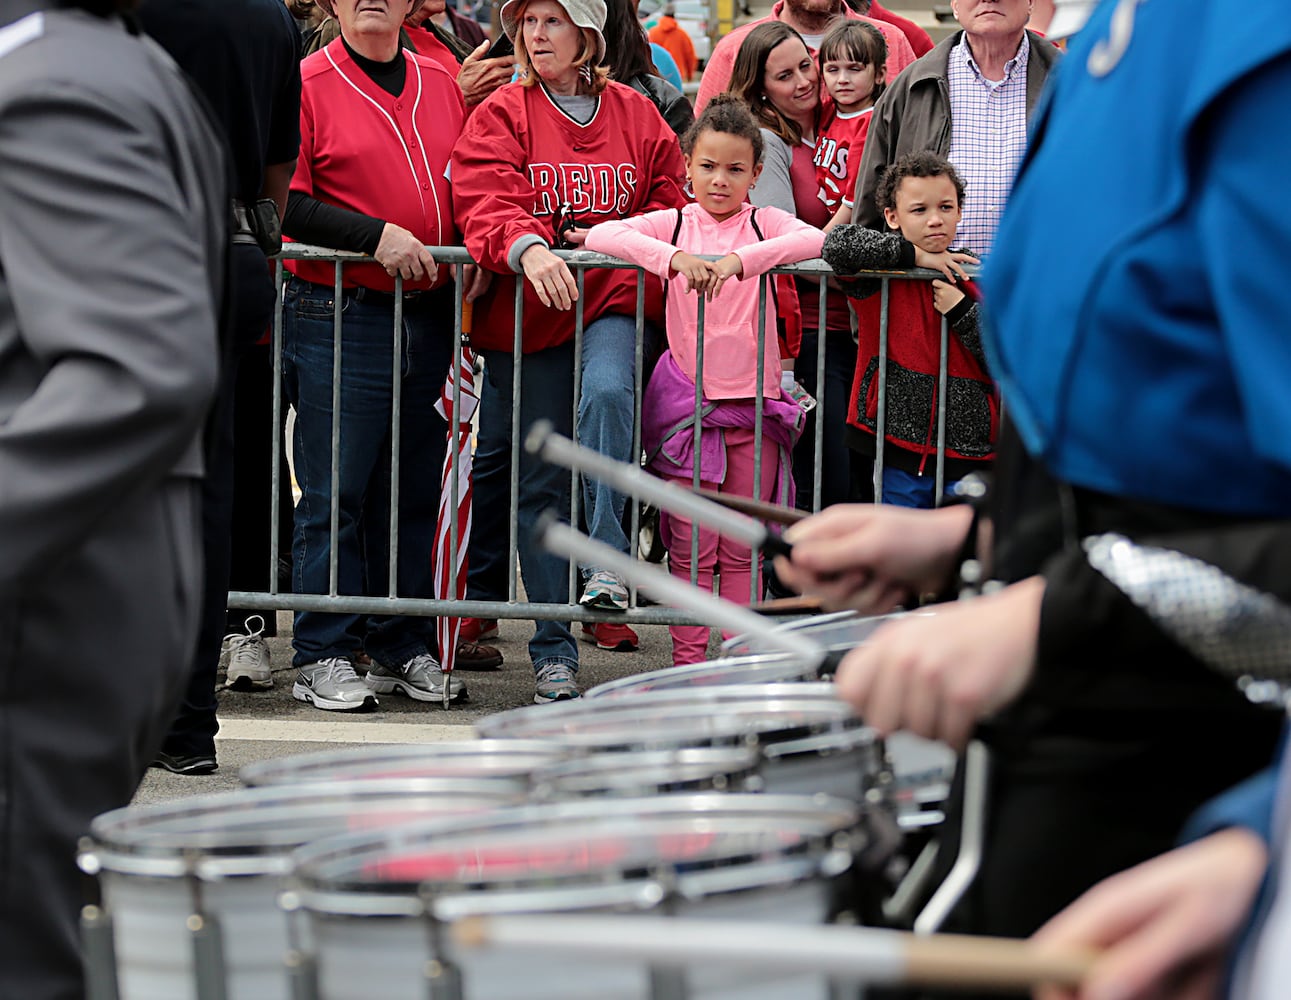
[
  {"xmin": 568, "ymin": 265, "xmax": 587, "ymax": 605},
  {"xmin": 813, "ymin": 279, "xmax": 827, "ymax": 512},
  {"xmin": 388, "ymin": 275, "xmax": 405, "ymax": 597},
  {"xmin": 691, "ymin": 294, "xmax": 705, "ymax": 588},
  {"xmin": 751, "ymin": 276, "xmax": 768, "ymax": 604},
  {"xmin": 329, "ymin": 262, "xmax": 343, "ymax": 596},
  {"xmin": 630, "ymin": 269, "xmax": 646, "ymax": 606},
  {"xmin": 508, "ymin": 280, "xmax": 524, "ymax": 603},
  {"xmin": 81, "ymin": 906, "xmax": 120, "ymax": 1000},
  {"xmin": 934, "ymin": 312, "xmax": 949, "ymax": 504},
  {"xmin": 872, "ymin": 278, "xmax": 891, "ymax": 504},
  {"xmin": 270, "ymin": 260, "xmax": 286, "ymax": 597}
]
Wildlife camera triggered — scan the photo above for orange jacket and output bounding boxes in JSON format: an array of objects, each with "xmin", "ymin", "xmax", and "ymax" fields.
[{"xmin": 648, "ymin": 16, "xmax": 697, "ymax": 82}]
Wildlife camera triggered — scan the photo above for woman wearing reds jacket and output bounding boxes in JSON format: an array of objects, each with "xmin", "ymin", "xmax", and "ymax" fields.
[{"xmin": 451, "ymin": 0, "xmax": 685, "ymax": 703}]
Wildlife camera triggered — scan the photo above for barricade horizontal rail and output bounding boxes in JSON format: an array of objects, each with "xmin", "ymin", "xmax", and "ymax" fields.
[{"xmin": 227, "ymin": 244, "xmax": 978, "ymax": 630}]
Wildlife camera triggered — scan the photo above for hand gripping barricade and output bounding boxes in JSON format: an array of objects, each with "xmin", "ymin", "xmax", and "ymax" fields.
[
  {"xmin": 76, "ymin": 780, "xmax": 523, "ymax": 1000},
  {"xmin": 284, "ymin": 795, "xmax": 873, "ymax": 1000}
]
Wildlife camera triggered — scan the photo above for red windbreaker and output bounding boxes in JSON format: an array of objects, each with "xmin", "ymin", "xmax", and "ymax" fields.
[{"xmin": 450, "ymin": 81, "xmax": 687, "ymax": 353}]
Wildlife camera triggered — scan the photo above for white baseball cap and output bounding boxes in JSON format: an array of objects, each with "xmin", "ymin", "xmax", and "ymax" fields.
[{"xmin": 500, "ymin": 0, "xmax": 608, "ymax": 64}]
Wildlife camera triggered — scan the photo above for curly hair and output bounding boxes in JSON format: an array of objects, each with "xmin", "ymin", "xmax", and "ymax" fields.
[
  {"xmin": 725, "ymin": 21, "xmax": 815, "ymax": 146},
  {"xmin": 680, "ymin": 93, "xmax": 764, "ymax": 163},
  {"xmin": 875, "ymin": 151, "xmax": 966, "ymax": 215}
]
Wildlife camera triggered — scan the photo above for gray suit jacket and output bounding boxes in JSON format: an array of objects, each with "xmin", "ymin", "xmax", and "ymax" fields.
[{"xmin": 0, "ymin": 5, "xmax": 225, "ymax": 600}]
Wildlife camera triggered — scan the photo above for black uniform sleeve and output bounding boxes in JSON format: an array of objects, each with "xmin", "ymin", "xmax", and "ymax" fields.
[
  {"xmin": 284, "ymin": 191, "xmax": 386, "ymax": 256},
  {"xmin": 1038, "ymin": 520, "xmax": 1291, "ymax": 685}
]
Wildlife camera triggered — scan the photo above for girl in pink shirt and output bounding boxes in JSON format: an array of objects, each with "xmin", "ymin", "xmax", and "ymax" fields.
[{"xmin": 586, "ymin": 96, "xmax": 823, "ymax": 664}]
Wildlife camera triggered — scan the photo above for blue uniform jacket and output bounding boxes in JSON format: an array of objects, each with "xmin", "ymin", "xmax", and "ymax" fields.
[{"xmin": 983, "ymin": 0, "xmax": 1291, "ymax": 517}]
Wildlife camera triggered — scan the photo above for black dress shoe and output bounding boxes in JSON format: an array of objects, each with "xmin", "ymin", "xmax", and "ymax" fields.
[{"xmin": 150, "ymin": 751, "xmax": 218, "ymax": 776}]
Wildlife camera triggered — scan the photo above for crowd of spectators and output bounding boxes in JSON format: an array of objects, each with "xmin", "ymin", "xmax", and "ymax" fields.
[
  {"xmin": 11, "ymin": 3, "xmax": 1291, "ymax": 998},
  {"xmin": 190, "ymin": 0, "xmax": 1046, "ymax": 708}
]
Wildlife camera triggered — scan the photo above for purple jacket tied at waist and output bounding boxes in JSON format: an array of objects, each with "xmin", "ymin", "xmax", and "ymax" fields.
[{"xmin": 643, "ymin": 351, "xmax": 805, "ymax": 535}]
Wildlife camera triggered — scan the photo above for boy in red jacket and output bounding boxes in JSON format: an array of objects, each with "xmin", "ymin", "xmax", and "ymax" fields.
[{"xmin": 823, "ymin": 151, "xmax": 993, "ymax": 508}]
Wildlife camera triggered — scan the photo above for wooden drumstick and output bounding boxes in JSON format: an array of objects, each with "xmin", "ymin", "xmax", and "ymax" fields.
[
  {"xmin": 526, "ymin": 422, "xmax": 794, "ymax": 559},
  {"xmin": 694, "ymin": 487, "xmax": 807, "ymax": 526},
  {"xmin": 749, "ymin": 595, "xmax": 825, "ymax": 615},
  {"xmin": 450, "ymin": 914, "xmax": 1094, "ymax": 994}
]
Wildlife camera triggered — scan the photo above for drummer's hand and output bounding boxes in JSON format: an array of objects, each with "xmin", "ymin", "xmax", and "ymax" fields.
[
  {"xmin": 1031, "ymin": 828, "xmax": 1268, "ymax": 1000},
  {"xmin": 775, "ymin": 504, "xmax": 973, "ymax": 614},
  {"xmin": 834, "ymin": 576, "xmax": 1044, "ymax": 748}
]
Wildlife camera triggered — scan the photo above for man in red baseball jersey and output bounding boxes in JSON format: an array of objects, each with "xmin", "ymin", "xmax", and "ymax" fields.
[{"xmin": 281, "ymin": 0, "xmax": 498, "ymax": 710}]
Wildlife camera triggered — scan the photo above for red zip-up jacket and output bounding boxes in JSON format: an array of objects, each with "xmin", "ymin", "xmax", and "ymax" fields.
[
  {"xmin": 848, "ymin": 277, "xmax": 997, "ymax": 470},
  {"xmin": 450, "ymin": 81, "xmax": 686, "ymax": 353}
]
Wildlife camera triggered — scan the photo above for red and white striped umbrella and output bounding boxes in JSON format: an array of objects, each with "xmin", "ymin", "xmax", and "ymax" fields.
[{"xmin": 433, "ymin": 337, "xmax": 479, "ymax": 690}]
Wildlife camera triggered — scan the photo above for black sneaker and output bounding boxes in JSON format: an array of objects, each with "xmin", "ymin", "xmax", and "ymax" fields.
[{"xmin": 150, "ymin": 751, "xmax": 218, "ymax": 776}]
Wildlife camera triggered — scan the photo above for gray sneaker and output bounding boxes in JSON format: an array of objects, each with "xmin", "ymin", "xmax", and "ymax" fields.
[
  {"xmin": 292, "ymin": 657, "xmax": 378, "ymax": 711},
  {"xmin": 534, "ymin": 662, "xmax": 580, "ymax": 703},
  {"xmin": 364, "ymin": 652, "xmax": 466, "ymax": 703},
  {"xmin": 579, "ymin": 570, "xmax": 630, "ymax": 611},
  {"xmin": 224, "ymin": 614, "xmax": 273, "ymax": 691}
]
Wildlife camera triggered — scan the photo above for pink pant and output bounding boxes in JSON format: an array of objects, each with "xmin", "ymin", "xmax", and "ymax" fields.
[{"xmin": 664, "ymin": 426, "xmax": 779, "ymax": 665}]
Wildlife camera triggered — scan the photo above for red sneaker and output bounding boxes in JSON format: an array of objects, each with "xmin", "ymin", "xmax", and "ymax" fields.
[
  {"xmin": 580, "ymin": 622, "xmax": 639, "ymax": 652},
  {"xmin": 459, "ymin": 618, "xmax": 499, "ymax": 643}
]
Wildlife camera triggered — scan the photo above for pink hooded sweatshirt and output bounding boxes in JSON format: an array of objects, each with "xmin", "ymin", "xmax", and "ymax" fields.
[{"xmin": 585, "ymin": 203, "xmax": 824, "ymax": 399}]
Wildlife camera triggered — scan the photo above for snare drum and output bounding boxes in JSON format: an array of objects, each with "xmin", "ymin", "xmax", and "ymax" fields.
[
  {"xmin": 529, "ymin": 746, "xmax": 764, "ymax": 800},
  {"xmin": 289, "ymin": 795, "xmax": 864, "ymax": 1000},
  {"xmin": 583, "ymin": 653, "xmax": 822, "ymax": 699},
  {"xmin": 721, "ymin": 610, "xmax": 933, "ymax": 658},
  {"xmin": 239, "ymin": 740, "xmax": 567, "ymax": 790},
  {"xmin": 79, "ymin": 780, "xmax": 519, "ymax": 1000},
  {"xmin": 478, "ymin": 685, "xmax": 885, "ymax": 805}
]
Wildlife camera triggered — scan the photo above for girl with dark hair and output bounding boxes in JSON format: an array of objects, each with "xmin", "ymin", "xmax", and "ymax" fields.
[
  {"xmin": 586, "ymin": 95, "xmax": 822, "ymax": 664},
  {"xmin": 815, "ymin": 19, "xmax": 886, "ymax": 230}
]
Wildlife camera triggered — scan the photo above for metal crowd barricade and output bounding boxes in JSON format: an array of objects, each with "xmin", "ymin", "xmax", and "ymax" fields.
[{"xmin": 225, "ymin": 246, "xmax": 968, "ymax": 626}]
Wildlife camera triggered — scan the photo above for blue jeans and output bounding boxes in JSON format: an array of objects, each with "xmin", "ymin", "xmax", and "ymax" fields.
[
  {"xmin": 282, "ymin": 278, "xmax": 450, "ymax": 669},
  {"xmin": 794, "ymin": 327, "xmax": 856, "ymax": 511},
  {"xmin": 472, "ymin": 313, "xmax": 641, "ymax": 672},
  {"xmin": 878, "ymin": 466, "xmax": 962, "ymax": 509}
]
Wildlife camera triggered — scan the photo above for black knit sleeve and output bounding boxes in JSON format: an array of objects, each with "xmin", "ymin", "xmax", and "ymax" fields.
[
  {"xmin": 283, "ymin": 191, "xmax": 386, "ymax": 256},
  {"xmin": 822, "ymin": 225, "xmax": 915, "ymax": 299}
]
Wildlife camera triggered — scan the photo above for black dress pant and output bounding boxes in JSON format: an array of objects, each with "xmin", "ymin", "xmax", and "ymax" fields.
[{"xmin": 162, "ymin": 245, "xmax": 276, "ymax": 757}]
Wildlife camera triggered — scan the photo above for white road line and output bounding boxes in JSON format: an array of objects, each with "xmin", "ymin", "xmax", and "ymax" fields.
[{"xmin": 215, "ymin": 718, "xmax": 476, "ymax": 745}]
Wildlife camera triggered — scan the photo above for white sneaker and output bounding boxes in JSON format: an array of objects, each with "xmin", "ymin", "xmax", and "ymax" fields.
[
  {"xmin": 364, "ymin": 652, "xmax": 466, "ymax": 703},
  {"xmin": 292, "ymin": 657, "xmax": 378, "ymax": 711},
  {"xmin": 224, "ymin": 614, "xmax": 273, "ymax": 691},
  {"xmin": 579, "ymin": 570, "xmax": 630, "ymax": 611}
]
